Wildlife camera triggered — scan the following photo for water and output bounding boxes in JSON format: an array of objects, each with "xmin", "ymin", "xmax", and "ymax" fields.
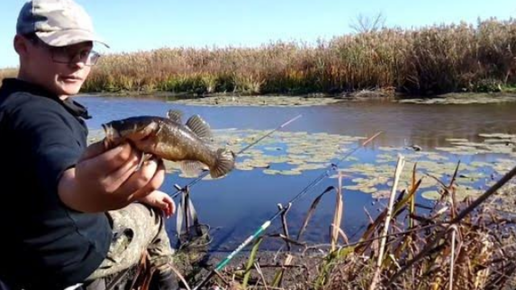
[{"xmin": 78, "ymin": 95, "xmax": 516, "ymax": 250}]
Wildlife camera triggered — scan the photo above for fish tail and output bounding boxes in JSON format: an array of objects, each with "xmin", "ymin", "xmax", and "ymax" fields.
[{"xmin": 210, "ymin": 149, "xmax": 236, "ymax": 178}]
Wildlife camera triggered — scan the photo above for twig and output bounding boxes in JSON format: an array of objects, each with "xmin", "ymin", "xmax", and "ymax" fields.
[
  {"xmin": 254, "ymin": 262, "xmax": 269, "ymax": 290},
  {"xmin": 332, "ymin": 223, "xmax": 349, "ymax": 245},
  {"xmin": 331, "ymin": 172, "xmax": 345, "ymax": 250},
  {"xmin": 170, "ymin": 264, "xmax": 192, "ymax": 290},
  {"xmin": 301, "ymin": 223, "xmax": 441, "ymax": 255},
  {"xmin": 449, "ymin": 225, "xmax": 457, "ymax": 290},
  {"xmin": 213, "ymin": 270, "xmax": 231, "ymax": 287},
  {"xmin": 387, "ymin": 164, "xmax": 516, "ymax": 287},
  {"xmin": 279, "ymin": 203, "xmax": 292, "ymax": 251}
]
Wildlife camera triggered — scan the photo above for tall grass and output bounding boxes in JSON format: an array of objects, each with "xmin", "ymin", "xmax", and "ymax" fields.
[
  {"xmin": 202, "ymin": 162, "xmax": 516, "ymax": 290},
  {"xmin": 0, "ymin": 68, "xmax": 17, "ymax": 82},
  {"xmin": 1, "ymin": 19, "xmax": 515, "ymax": 96}
]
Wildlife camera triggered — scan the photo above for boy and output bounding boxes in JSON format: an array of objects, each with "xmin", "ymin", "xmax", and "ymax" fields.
[{"xmin": 0, "ymin": 0, "xmax": 177, "ymax": 289}]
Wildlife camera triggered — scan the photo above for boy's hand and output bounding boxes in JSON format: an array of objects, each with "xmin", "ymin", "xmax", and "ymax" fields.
[
  {"xmin": 58, "ymin": 140, "xmax": 166, "ymax": 213},
  {"xmin": 139, "ymin": 190, "xmax": 175, "ymax": 217}
]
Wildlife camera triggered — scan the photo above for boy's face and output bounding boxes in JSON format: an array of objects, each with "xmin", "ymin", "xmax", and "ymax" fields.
[{"xmin": 20, "ymin": 37, "xmax": 95, "ymax": 98}]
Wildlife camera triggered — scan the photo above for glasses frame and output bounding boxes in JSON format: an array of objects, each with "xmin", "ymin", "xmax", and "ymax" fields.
[{"xmin": 24, "ymin": 33, "xmax": 101, "ymax": 66}]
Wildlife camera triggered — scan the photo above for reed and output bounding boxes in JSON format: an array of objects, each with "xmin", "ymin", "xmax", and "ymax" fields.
[
  {"xmin": 204, "ymin": 163, "xmax": 516, "ymax": 290},
  {"xmin": 2, "ymin": 19, "xmax": 514, "ymax": 96},
  {"xmin": 0, "ymin": 68, "xmax": 17, "ymax": 81}
]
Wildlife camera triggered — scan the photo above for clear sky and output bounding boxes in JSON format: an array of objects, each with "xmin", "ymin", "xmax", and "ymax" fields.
[{"xmin": 0, "ymin": 0, "xmax": 515, "ymax": 68}]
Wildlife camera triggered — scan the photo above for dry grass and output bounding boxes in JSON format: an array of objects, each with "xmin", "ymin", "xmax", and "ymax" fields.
[
  {"xmin": 200, "ymin": 162, "xmax": 516, "ymax": 290},
  {"xmin": 2, "ymin": 19, "xmax": 514, "ymax": 96},
  {"xmin": 0, "ymin": 68, "xmax": 17, "ymax": 81}
]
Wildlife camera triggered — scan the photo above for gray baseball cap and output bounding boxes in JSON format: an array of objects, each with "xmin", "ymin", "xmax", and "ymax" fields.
[{"xmin": 16, "ymin": 0, "xmax": 109, "ymax": 48}]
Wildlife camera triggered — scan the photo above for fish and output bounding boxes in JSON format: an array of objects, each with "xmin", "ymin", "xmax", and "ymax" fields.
[{"xmin": 102, "ymin": 110, "xmax": 235, "ymax": 178}]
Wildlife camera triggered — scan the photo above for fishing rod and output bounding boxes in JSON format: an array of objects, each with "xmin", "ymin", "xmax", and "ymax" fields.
[
  {"xmin": 171, "ymin": 114, "xmax": 303, "ymax": 199},
  {"xmin": 105, "ymin": 114, "xmax": 303, "ymax": 290},
  {"xmin": 192, "ymin": 131, "xmax": 383, "ymax": 290}
]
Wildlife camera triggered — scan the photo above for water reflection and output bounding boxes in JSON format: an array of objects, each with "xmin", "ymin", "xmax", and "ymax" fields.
[{"xmin": 81, "ymin": 96, "xmax": 516, "ymax": 150}]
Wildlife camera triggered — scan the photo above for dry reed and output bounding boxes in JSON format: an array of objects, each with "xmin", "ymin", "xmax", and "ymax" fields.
[
  {"xmin": 1, "ymin": 19, "xmax": 515, "ymax": 96},
  {"xmin": 203, "ymin": 163, "xmax": 516, "ymax": 290}
]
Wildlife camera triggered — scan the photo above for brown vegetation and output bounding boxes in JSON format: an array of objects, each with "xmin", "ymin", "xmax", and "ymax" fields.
[
  {"xmin": 1, "ymin": 19, "xmax": 515, "ymax": 97},
  {"xmin": 195, "ymin": 161, "xmax": 516, "ymax": 290}
]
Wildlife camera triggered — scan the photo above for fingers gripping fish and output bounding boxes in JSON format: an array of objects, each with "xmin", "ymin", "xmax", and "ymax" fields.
[{"xmin": 102, "ymin": 111, "xmax": 235, "ymax": 178}]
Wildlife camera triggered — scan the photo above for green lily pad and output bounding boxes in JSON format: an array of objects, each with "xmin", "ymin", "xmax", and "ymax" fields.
[
  {"xmin": 278, "ymin": 170, "xmax": 302, "ymax": 175},
  {"xmin": 263, "ymin": 169, "xmax": 281, "ymax": 175},
  {"xmin": 422, "ymin": 190, "xmax": 442, "ymax": 200}
]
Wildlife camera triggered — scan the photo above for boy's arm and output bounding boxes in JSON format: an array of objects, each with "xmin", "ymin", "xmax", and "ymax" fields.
[{"xmin": 7, "ymin": 96, "xmax": 164, "ymax": 213}]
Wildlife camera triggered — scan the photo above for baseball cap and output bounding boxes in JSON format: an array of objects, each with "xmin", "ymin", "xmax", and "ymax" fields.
[{"xmin": 16, "ymin": 0, "xmax": 109, "ymax": 48}]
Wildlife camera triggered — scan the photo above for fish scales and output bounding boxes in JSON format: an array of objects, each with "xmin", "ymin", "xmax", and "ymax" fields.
[{"xmin": 102, "ymin": 115, "xmax": 235, "ymax": 178}]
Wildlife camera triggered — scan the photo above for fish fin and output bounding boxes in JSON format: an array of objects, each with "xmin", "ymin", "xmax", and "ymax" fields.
[
  {"xmin": 186, "ymin": 115, "xmax": 213, "ymax": 140},
  {"xmin": 180, "ymin": 160, "xmax": 208, "ymax": 177},
  {"xmin": 209, "ymin": 148, "xmax": 236, "ymax": 178},
  {"xmin": 167, "ymin": 110, "xmax": 184, "ymax": 123}
]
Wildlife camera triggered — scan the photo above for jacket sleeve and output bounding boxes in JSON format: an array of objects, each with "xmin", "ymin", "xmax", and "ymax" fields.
[{"xmin": 7, "ymin": 95, "xmax": 84, "ymax": 196}]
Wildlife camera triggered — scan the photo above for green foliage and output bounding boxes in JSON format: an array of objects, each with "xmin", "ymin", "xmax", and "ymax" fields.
[{"xmin": 242, "ymin": 237, "xmax": 263, "ymax": 288}]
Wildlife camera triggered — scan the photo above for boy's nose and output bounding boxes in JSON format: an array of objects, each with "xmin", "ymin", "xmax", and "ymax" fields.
[{"xmin": 69, "ymin": 58, "xmax": 86, "ymax": 69}]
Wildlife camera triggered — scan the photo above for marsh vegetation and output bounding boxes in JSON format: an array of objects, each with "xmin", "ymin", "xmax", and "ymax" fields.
[{"xmin": 2, "ymin": 19, "xmax": 516, "ymax": 98}]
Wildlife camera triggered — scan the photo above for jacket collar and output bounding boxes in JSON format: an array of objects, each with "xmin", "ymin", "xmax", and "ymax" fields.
[{"xmin": 1, "ymin": 78, "xmax": 91, "ymax": 119}]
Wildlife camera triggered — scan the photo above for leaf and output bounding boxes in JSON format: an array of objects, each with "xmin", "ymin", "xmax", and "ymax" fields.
[
  {"xmin": 242, "ymin": 237, "xmax": 263, "ymax": 288},
  {"xmin": 296, "ymin": 186, "xmax": 336, "ymax": 241}
]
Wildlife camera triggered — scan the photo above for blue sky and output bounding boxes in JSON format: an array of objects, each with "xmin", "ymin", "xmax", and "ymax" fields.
[{"xmin": 1, "ymin": 0, "xmax": 515, "ymax": 68}]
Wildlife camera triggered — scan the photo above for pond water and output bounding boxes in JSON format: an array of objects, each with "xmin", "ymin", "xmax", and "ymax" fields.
[{"xmin": 79, "ymin": 95, "xmax": 516, "ymax": 251}]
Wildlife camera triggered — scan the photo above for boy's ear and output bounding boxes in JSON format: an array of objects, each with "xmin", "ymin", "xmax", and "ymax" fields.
[{"xmin": 13, "ymin": 35, "xmax": 29, "ymax": 57}]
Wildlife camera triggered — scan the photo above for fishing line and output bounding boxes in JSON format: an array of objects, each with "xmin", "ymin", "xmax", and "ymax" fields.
[
  {"xmin": 106, "ymin": 115, "xmax": 303, "ymax": 290},
  {"xmin": 171, "ymin": 114, "xmax": 302, "ymax": 198},
  {"xmin": 192, "ymin": 131, "xmax": 382, "ymax": 289}
]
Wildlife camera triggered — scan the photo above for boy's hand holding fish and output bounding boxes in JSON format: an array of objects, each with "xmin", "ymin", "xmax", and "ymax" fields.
[
  {"xmin": 59, "ymin": 140, "xmax": 167, "ymax": 213},
  {"xmin": 102, "ymin": 110, "xmax": 236, "ymax": 178},
  {"xmin": 60, "ymin": 111, "xmax": 234, "ymax": 215}
]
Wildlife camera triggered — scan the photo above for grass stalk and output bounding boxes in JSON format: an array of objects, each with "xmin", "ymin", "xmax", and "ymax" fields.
[
  {"xmin": 243, "ymin": 237, "xmax": 264, "ymax": 288},
  {"xmin": 331, "ymin": 172, "xmax": 345, "ymax": 251},
  {"xmin": 370, "ymin": 155, "xmax": 406, "ymax": 290},
  {"xmin": 449, "ymin": 225, "xmax": 457, "ymax": 290}
]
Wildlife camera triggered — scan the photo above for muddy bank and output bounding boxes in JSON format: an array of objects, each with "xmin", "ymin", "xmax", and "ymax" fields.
[
  {"xmin": 166, "ymin": 91, "xmax": 516, "ymax": 107},
  {"xmin": 79, "ymin": 89, "xmax": 516, "ymax": 107},
  {"xmin": 399, "ymin": 92, "xmax": 516, "ymax": 105},
  {"xmin": 174, "ymin": 248, "xmax": 324, "ymax": 289},
  {"xmin": 170, "ymin": 95, "xmax": 343, "ymax": 107}
]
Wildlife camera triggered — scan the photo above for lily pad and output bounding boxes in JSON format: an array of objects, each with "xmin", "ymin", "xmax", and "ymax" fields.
[
  {"xmin": 479, "ymin": 133, "xmax": 516, "ymax": 139},
  {"xmin": 422, "ymin": 190, "xmax": 442, "ymax": 200},
  {"xmin": 263, "ymin": 169, "xmax": 281, "ymax": 175},
  {"xmin": 278, "ymin": 170, "xmax": 302, "ymax": 176}
]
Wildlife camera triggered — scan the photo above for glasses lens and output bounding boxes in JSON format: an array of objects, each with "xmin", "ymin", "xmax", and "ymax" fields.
[
  {"xmin": 51, "ymin": 47, "xmax": 70, "ymax": 64},
  {"xmin": 86, "ymin": 51, "xmax": 101, "ymax": 66},
  {"xmin": 51, "ymin": 48, "xmax": 100, "ymax": 66}
]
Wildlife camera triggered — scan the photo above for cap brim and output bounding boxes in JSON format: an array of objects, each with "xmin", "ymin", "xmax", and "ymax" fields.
[{"xmin": 36, "ymin": 29, "xmax": 109, "ymax": 48}]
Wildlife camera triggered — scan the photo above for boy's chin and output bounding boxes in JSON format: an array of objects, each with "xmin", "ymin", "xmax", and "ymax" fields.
[{"xmin": 55, "ymin": 84, "xmax": 82, "ymax": 96}]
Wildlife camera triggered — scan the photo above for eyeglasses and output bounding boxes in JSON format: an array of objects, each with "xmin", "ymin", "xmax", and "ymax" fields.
[
  {"xmin": 26, "ymin": 34, "xmax": 101, "ymax": 66},
  {"xmin": 49, "ymin": 46, "xmax": 101, "ymax": 66}
]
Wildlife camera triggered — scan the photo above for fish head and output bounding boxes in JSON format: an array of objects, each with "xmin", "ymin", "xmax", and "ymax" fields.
[{"xmin": 102, "ymin": 117, "xmax": 160, "ymax": 145}]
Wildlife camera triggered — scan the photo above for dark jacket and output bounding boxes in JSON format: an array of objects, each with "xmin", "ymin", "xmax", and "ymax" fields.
[{"xmin": 0, "ymin": 78, "xmax": 111, "ymax": 289}]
